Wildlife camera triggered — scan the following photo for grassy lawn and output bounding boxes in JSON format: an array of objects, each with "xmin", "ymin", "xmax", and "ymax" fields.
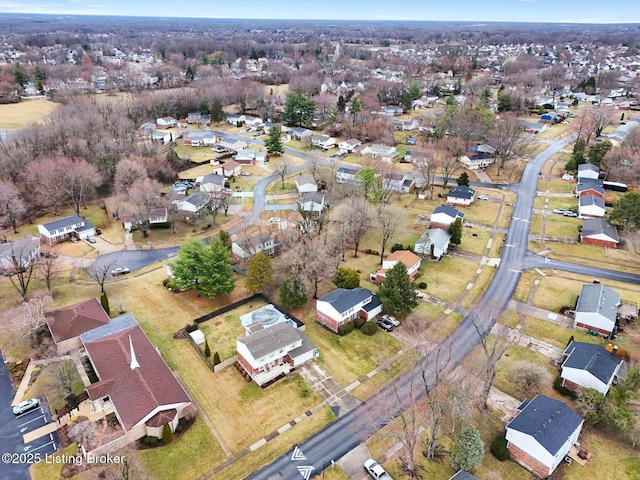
[
  {"xmin": 488, "ymin": 234, "xmax": 504, "ymax": 257},
  {"xmin": 421, "ymin": 257, "xmax": 478, "ymax": 303},
  {"xmin": 178, "ymin": 164, "xmax": 215, "ymax": 180},
  {"xmin": 518, "ymin": 315, "xmax": 600, "ymax": 349},
  {"xmin": 139, "ymin": 414, "xmax": 225, "ymax": 480},
  {"xmin": 538, "ymin": 177, "xmax": 576, "ymax": 194},
  {"xmin": 498, "ymin": 203, "xmax": 514, "ymax": 230},
  {"xmin": 24, "ymin": 361, "xmax": 85, "ymax": 412},
  {"xmin": 463, "ymin": 200, "xmax": 500, "ymax": 226},
  {"xmin": 211, "ymin": 407, "xmax": 335, "ymax": 480},
  {"xmin": 532, "ymin": 276, "xmax": 581, "ymax": 312},
  {"xmin": 429, "ymin": 312, "xmax": 464, "ymax": 342},
  {"xmin": 29, "ymin": 444, "xmax": 81, "ymax": 480},
  {"xmin": 460, "ymin": 267, "xmax": 495, "ymax": 308},
  {"xmin": 0, "ymin": 98, "xmax": 59, "ymax": 129},
  {"xmin": 541, "ymin": 242, "xmax": 640, "ymax": 275},
  {"xmin": 198, "ymin": 298, "xmax": 268, "ymax": 360},
  {"xmin": 458, "ymin": 227, "xmax": 491, "ymax": 256},
  {"xmin": 513, "ymin": 270, "xmax": 538, "ymax": 303},
  {"xmin": 350, "ymin": 354, "xmax": 411, "ymax": 401},
  {"xmin": 544, "ymin": 215, "xmax": 581, "ymax": 237},
  {"xmin": 493, "ymin": 344, "xmax": 557, "ymax": 400},
  {"xmin": 173, "ymin": 144, "xmax": 216, "ymax": 163}
]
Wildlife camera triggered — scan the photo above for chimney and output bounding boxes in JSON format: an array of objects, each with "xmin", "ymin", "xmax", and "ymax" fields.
[{"xmin": 129, "ymin": 335, "xmax": 140, "ymax": 370}]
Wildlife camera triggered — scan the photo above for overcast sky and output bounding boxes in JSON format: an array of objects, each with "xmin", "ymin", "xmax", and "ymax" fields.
[{"xmin": 2, "ymin": 0, "xmax": 639, "ymax": 23}]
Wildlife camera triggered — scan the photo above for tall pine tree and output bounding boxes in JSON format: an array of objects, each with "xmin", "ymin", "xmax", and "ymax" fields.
[
  {"xmin": 246, "ymin": 252, "xmax": 274, "ymax": 294},
  {"xmin": 377, "ymin": 262, "xmax": 418, "ymax": 317},
  {"xmin": 264, "ymin": 125, "xmax": 284, "ymax": 156},
  {"xmin": 279, "ymin": 271, "xmax": 307, "ymax": 309}
]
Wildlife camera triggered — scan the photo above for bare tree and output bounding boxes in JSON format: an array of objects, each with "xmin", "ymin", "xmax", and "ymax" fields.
[
  {"xmin": 38, "ymin": 254, "xmax": 61, "ymax": 294},
  {"xmin": 0, "ymin": 236, "xmax": 40, "ymax": 300},
  {"xmin": 332, "ymin": 196, "xmax": 372, "ymax": 258},
  {"xmin": 297, "ymin": 233, "xmax": 336, "ymax": 299},
  {"xmin": 575, "ymin": 106, "xmax": 615, "ymax": 145},
  {"xmin": 508, "ymin": 361, "xmax": 552, "ymax": 399},
  {"xmin": 1, "ymin": 292, "xmax": 52, "ymax": 344},
  {"xmin": 490, "ymin": 113, "xmax": 533, "ymax": 175},
  {"xmin": 124, "ymin": 178, "xmax": 163, "ymax": 236},
  {"xmin": 376, "ymin": 205, "xmax": 401, "ymax": 266},
  {"xmin": 434, "ymin": 137, "xmax": 466, "ymax": 187},
  {"xmin": 272, "ymin": 157, "xmax": 292, "ymax": 189},
  {"xmin": 413, "ymin": 150, "xmax": 437, "ymax": 198},
  {"xmin": 0, "ymin": 179, "xmax": 27, "ymax": 233},
  {"xmin": 85, "ymin": 257, "xmax": 121, "ymax": 294},
  {"xmin": 54, "ymin": 360, "xmax": 77, "ymax": 395}
]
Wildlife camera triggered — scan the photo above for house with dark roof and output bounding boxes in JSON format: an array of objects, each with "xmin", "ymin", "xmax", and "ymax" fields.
[
  {"xmin": 430, "ymin": 205, "xmax": 464, "ymax": 229},
  {"xmin": 316, "ymin": 288, "xmax": 382, "ymax": 332},
  {"xmin": 336, "ymin": 166, "xmax": 361, "ymax": 184},
  {"xmin": 0, "ymin": 235, "xmax": 40, "ymax": 272},
  {"xmin": 81, "ymin": 313, "xmax": 192, "ymax": 446},
  {"xmin": 577, "ymin": 163, "xmax": 600, "ymax": 180},
  {"xmin": 291, "ymin": 127, "xmax": 312, "ymax": 141},
  {"xmin": 574, "ymin": 283, "xmax": 620, "ymax": 335},
  {"xmin": 338, "ymin": 138, "xmax": 362, "ymax": 154},
  {"xmin": 578, "ymin": 194, "xmax": 605, "ymax": 218},
  {"xmin": 299, "ymin": 192, "xmax": 325, "ymax": 215},
  {"xmin": 415, "ymin": 228, "xmax": 452, "ymax": 260},
  {"xmin": 200, "ymin": 173, "xmax": 226, "ymax": 193},
  {"xmin": 580, "ymin": 218, "xmax": 619, "ymax": 249},
  {"xmin": 45, "ymin": 298, "xmax": 110, "ymax": 354},
  {"xmin": 561, "ymin": 341, "xmax": 624, "ymax": 394},
  {"xmin": 506, "ymin": 394, "xmax": 584, "ymax": 478},
  {"xmin": 447, "ymin": 186, "xmax": 476, "ymax": 206},
  {"xmin": 576, "ymin": 178, "xmax": 605, "ymax": 198},
  {"xmin": 231, "ymin": 232, "xmax": 276, "ymax": 260},
  {"xmin": 236, "ymin": 322, "xmax": 318, "ymax": 386},
  {"xmin": 174, "ymin": 191, "xmax": 211, "ymax": 217},
  {"xmin": 38, "ymin": 215, "xmax": 96, "ymax": 246},
  {"xmin": 383, "ymin": 173, "xmax": 414, "ymax": 193}
]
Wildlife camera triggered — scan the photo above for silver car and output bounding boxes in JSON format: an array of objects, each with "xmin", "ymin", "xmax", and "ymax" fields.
[
  {"xmin": 13, "ymin": 398, "xmax": 40, "ymax": 415},
  {"xmin": 382, "ymin": 314, "xmax": 400, "ymax": 327}
]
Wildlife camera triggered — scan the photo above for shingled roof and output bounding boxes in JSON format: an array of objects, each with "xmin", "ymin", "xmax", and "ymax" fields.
[
  {"xmin": 563, "ymin": 341, "xmax": 623, "ymax": 384},
  {"xmin": 46, "ymin": 298, "xmax": 110, "ymax": 343},
  {"xmin": 576, "ymin": 283, "xmax": 620, "ymax": 323},
  {"xmin": 507, "ymin": 395, "xmax": 583, "ymax": 456},
  {"xmin": 318, "ymin": 287, "xmax": 375, "ymax": 314}
]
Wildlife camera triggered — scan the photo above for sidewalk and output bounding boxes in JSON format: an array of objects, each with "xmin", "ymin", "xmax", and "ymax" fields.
[{"xmin": 508, "ymin": 299, "xmax": 573, "ymax": 328}]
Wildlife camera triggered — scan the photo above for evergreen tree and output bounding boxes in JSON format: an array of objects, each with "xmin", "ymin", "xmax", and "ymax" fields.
[
  {"xmin": 377, "ymin": 262, "xmax": 418, "ymax": 317},
  {"xmin": 100, "ymin": 292, "xmax": 110, "ymax": 316},
  {"xmin": 448, "ymin": 218, "xmax": 463, "ymax": 246},
  {"xmin": 282, "ymin": 92, "xmax": 316, "ymax": 127},
  {"xmin": 170, "ymin": 238, "xmax": 235, "ymax": 298},
  {"xmin": 566, "ymin": 138, "xmax": 587, "ymax": 171},
  {"xmin": 13, "ymin": 64, "xmax": 27, "ymax": 88},
  {"xmin": 457, "ymin": 172, "xmax": 470, "ymax": 186},
  {"xmin": 204, "ymin": 339, "xmax": 211, "ymax": 357},
  {"xmin": 279, "ymin": 271, "xmax": 307, "ymax": 309},
  {"xmin": 218, "ymin": 229, "xmax": 232, "ymax": 251},
  {"xmin": 609, "ymin": 192, "xmax": 640, "ymax": 232},
  {"xmin": 587, "ymin": 140, "xmax": 612, "ymax": 167},
  {"xmin": 185, "ymin": 65, "xmax": 196, "ymax": 82},
  {"xmin": 213, "ymin": 351, "xmax": 221, "ymax": 365},
  {"xmin": 350, "ymin": 97, "xmax": 362, "ymax": 117},
  {"xmin": 210, "ymin": 97, "xmax": 225, "ymax": 124},
  {"xmin": 337, "ymin": 94, "xmax": 346, "ymax": 112},
  {"xmin": 333, "ymin": 267, "xmax": 361, "ymax": 289},
  {"xmin": 264, "ymin": 125, "xmax": 284, "ymax": 156},
  {"xmin": 162, "ymin": 423, "xmax": 174, "ymax": 443},
  {"xmin": 451, "ymin": 425, "xmax": 484, "ymax": 472},
  {"xmin": 246, "ymin": 252, "xmax": 274, "ymax": 294}
]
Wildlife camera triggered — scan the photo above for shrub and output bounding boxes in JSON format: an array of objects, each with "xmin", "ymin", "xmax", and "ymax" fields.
[
  {"xmin": 337, "ymin": 321, "xmax": 356, "ymax": 336},
  {"xmin": 162, "ymin": 279, "xmax": 169, "ymax": 287},
  {"xmin": 162, "ymin": 423, "xmax": 173, "ymax": 443},
  {"xmin": 143, "ymin": 436, "xmax": 158, "ymax": 446},
  {"xmin": 418, "ymin": 281, "xmax": 427, "ymax": 289},
  {"xmin": 553, "ymin": 376, "xmax": 578, "ymax": 399},
  {"xmin": 490, "ymin": 434, "xmax": 509, "ymax": 461},
  {"xmin": 100, "ymin": 292, "xmax": 110, "ymax": 316},
  {"xmin": 213, "ymin": 351, "xmax": 221, "ymax": 365},
  {"xmin": 360, "ymin": 321, "xmax": 378, "ymax": 336},
  {"xmin": 354, "ymin": 317, "xmax": 366, "ymax": 329},
  {"xmin": 204, "ymin": 340, "xmax": 211, "ymax": 357}
]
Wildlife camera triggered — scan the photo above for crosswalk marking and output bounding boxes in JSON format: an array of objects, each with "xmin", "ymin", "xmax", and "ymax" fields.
[
  {"xmin": 297, "ymin": 465, "xmax": 315, "ymax": 480},
  {"xmin": 291, "ymin": 446, "xmax": 307, "ymax": 461}
]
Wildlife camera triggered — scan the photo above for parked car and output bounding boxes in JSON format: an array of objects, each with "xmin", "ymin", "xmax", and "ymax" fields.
[
  {"xmin": 13, "ymin": 398, "xmax": 40, "ymax": 415},
  {"xmin": 376, "ymin": 317, "xmax": 394, "ymax": 332},
  {"xmin": 364, "ymin": 459, "xmax": 393, "ymax": 480},
  {"xmin": 240, "ymin": 172, "xmax": 251, "ymax": 176},
  {"xmin": 563, "ymin": 211, "xmax": 578, "ymax": 217},
  {"xmin": 382, "ymin": 314, "xmax": 400, "ymax": 327},
  {"xmin": 477, "ymin": 195, "xmax": 489, "ymax": 200},
  {"xmin": 562, "ymin": 174, "xmax": 575, "ymax": 180},
  {"xmin": 111, "ymin": 267, "xmax": 130, "ymax": 276},
  {"xmin": 86, "ymin": 236, "xmax": 96, "ymax": 244},
  {"xmin": 552, "ymin": 208, "xmax": 566, "ymax": 214},
  {"xmin": 415, "ymin": 290, "xmax": 425, "ymax": 299}
]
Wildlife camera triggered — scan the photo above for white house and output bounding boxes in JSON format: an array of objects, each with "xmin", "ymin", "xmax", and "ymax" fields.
[
  {"xmin": 459, "ymin": 152, "xmax": 493, "ymax": 170},
  {"xmin": 156, "ymin": 117, "xmax": 178, "ymax": 129},
  {"xmin": 237, "ymin": 322, "xmax": 318, "ymax": 386},
  {"xmin": 295, "ymin": 174, "xmax": 318, "ymax": 193},
  {"xmin": 415, "ymin": 229, "xmax": 452, "ymax": 260},
  {"xmin": 447, "ymin": 186, "xmax": 476, "ymax": 206},
  {"xmin": 0, "ymin": 235, "xmax": 41, "ymax": 272},
  {"xmin": 183, "ymin": 130, "xmax": 216, "ymax": 147},
  {"xmin": 430, "ymin": 205, "xmax": 464, "ymax": 229},
  {"xmin": 200, "ymin": 173, "xmax": 226, "ymax": 193},
  {"xmin": 506, "ymin": 394, "xmax": 584, "ymax": 479},
  {"xmin": 174, "ymin": 192, "xmax": 211, "ymax": 216},
  {"xmin": 316, "ymin": 288, "xmax": 382, "ymax": 332},
  {"xmin": 38, "ymin": 215, "xmax": 96, "ymax": 246},
  {"xmin": 213, "ymin": 160, "xmax": 242, "ymax": 178},
  {"xmin": 218, "ymin": 138, "xmax": 248, "ymax": 152},
  {"xmin": 374, "ymin": 250, "xmax": 421, "ymax": 283},
  {"xmin": 232, "ymin": 233, "xmax": 276, "ymax": 259},
  {"xmin": 299, "ymin": 192, "xmax": 325, "ymax": 215},
  {"xmin": 574, "ymin": 283, "xmax": 620, "ymax": 335},
  {"xmin": 151, "ymin": 129, "xmax": 172, "ymax": 145},
  {"xmin": 338, "ymin": 138, "xmax": 362, "ymax": 154},
  {"xmin": 561, "ymin": 341, "xmax": 624, "ymax": 395},
  {"xmin": 578, "ymin": 194, "xmax": 606, "ymax": 218},
  {"xmin": 370, "ymin": 144, "xmax": 399, "ymax": 161},
  {"xmin": 311, "ymin": 134, "xmax": 336, "ymax": 150},
  {"xmin": 336, "ymin": 166, "xmax": 360, "ymax": 184},
  {"xmin": 577, "ymin": 163, "xmax": 600, "ymax": 180},
  {"xmin": 383, "ymin": 173, "xmax": 414, "ymax": 193}
]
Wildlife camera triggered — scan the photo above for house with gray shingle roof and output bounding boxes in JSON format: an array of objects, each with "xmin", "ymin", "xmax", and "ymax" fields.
[
  {"xmin": 236, "ymin": 322, "xmax": 317, "ymax": 386},
  {"xmin": 38, "ymin": 215, "xmax": 95, "ymax": 246},
  {"xmin": 561, "ymin": 341, "xmax": 624, "ymax": 394},
  {"xmin": 447, "ymin": 185, "xmax": 476, "ymax": 206},
  {"xmin": 577, "ymin": 163, "xmax": 600, "ymax": 180},
  {"xmin": 316, "ymin": 288, "xmax": 382, "ymax": 332},
  {"xmin": 415, "ymin": 228, "xmax": 452, "ymax": 260},
  {"xmin": 576, "ymin": 178, "xmax": 605, "ymax": 198},
  {"xmin": 0, "ymin": 235, "xmax": 40, "ymax": 272},
  {"xmin": 578, "ymin": 194, "xmax": 605, "ymax": 218},
  {"xmin": 574, "ymin": 283, "xmax": 620, "ymax": 335},
  {"xmin": 430, "ymin": 205, "xmax": 464, "ymax": 229},
  {"xmin": 506, "ymin": 394, "xmax": 584, "ymax": 478},
  {"xmin": 580, "ymin": 218, "xmax": 619, "ymax": 249}
]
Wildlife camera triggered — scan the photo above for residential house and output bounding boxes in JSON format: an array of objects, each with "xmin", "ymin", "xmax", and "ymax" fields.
[
  {"xmin": 156, "ymin": 117, "xmax": 178, "ymax": 129},
  {"xmin": 186, "ymin": 112, "xmax": 201, "ymax": 124},
  {"xmin": 578, "ymin": 194, "xmax": 606, "ymax": 218},
  {"xmin": 244, "ymin": 116, "xmax": 264, "ymax": 130},
  {"xmin": 374, "ymin": 250, "xmax": 421, "ymax": 283},
  {"xmin": 447, "ymin": 185, "xmax": 476, "ymax": 206},
  {"xmin": 291, "ymin": 127, "xmax": 313, "ymax": 141},
  {"xmin": 338, "ymin": 138, "xmax": 362, "ymax": 154},
  {"xmin": 415, "ymin": 228, "xmax": 452, "ymax": 260},
  {"xmin": 182, "ymin": 131, "xmax": 216, "ymax": 147},
  {"xmin": 336, "ymin": 166, "xmax": 360, "ymax": 184},
  {"xmin": 299, "ymin": 192, "xmax": 325, "ymax": 215},
  {"xmin": 459, "ymin": 152, "xmax": 493, "ymax": 170},
  {"xmin": 296, "ymin": 174, "xmax": 318, "ymax": 194},
  {"xmin": 45, "ymin": 298, "xmax": 110, "ymax": 354},
  {"xmin": 81, "ymin": 314, "xmax": 192, "ymax": 446},
  {"xmin": 174, "ymin": 192, "xmax": 211, "ymax": 217},
  {"xmin": 382, "ymin": 173, "xmax": 415, "ymax": 193},
  {"xmin": 213, "ymin": 160, "xmax": 242, "ymax": 178},
  {"xmin": 370, "ymin": 144, "xmax": 400, "ymax": 161},
  {"xmin": 225, "ymin": 113, "xmax": 246, "ymax": 126},
  {"xmin": 506, "ymin": 394, "xmax": 583, "ymax": 479},
  {"xmin": 561, "ymin": 341, "xmax": 624, "ymax": 394},
  {"xmin": 520, "ymin": 121, "xmax": 547, "ymax": 134},
  {"xmin": 574, "ymin": 283, "xmax": 620, "ymax": 335},
  {"xmin": 379, "ymin": 105, "xmax": 403, "ymax": 116},
  {"xmin": 576, "ymin": 178, "xmax": 605, "ymax": 198},
  {"xmin": 0, "ymin": 235, "xmax": 41, "ymax": 272},
  {"xmin": 151, "ymin": 129, "xmax": 172, "ymax": 145},
  {"xmin": 316, "ymin": 288, "xmax": 382, "ymax": 332},
  {"xmin": 232, "ymin": 233, "xmax": 276, "ymax": 259},
  {"xmin": 311, "ymin": 134, "xmax": 336, "ymax": 150},
  {"xmin": 237, "ymin": 322, "xmax": 318, "ymax": 386},
  {"xmin": 430, "ymin": 205, "xmax": 464, "ymax": 229},
  {"xmin": 580, "ymin": 218, "xmax": 619, "ymax": 248},
  {"xmin": 353, "ymin": 144, "xmax": 371, "ymax": 156},
  {"xmin": 200, "ymin": 173, "xmax": 226, "ymax": 193},
  {"xmin": 38, "ymin": 215, "xmax": 96, "ymax": 246},
  {"xmin": 577, "ymin": 163, "xmax": 600, "ymax": 180},
  {"xmin": 122, "ymin": 207, "xmax": 169, "ymax": 232},
  {"xmin": 233, "ymin": 149, "xmax": 258, "ymax": 164},
  {"xmin": 218, "ymin": 138, "xmax": 248, "ymax": 152},
  {"xmin": 392, "ymin": 119, "xmax": 419, "ymax": 131}
]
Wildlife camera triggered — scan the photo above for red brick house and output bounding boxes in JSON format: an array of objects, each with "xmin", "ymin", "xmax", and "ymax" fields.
[
  {"xmin": 580, "ymin": 218, "xmax": 619, "ymax": 248},
  {"xmin": 316, "ymin": 288, "xmax": 382, "ymax": 332},
  {"xmin": 45, "ymin": 298, "xmax": 110, "ymax": 354}
]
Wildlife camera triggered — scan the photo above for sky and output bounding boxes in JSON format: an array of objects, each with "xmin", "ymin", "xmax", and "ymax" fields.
[{"xmin": 1, "ymin": 0, "xmax": 640, "ymax": 24}]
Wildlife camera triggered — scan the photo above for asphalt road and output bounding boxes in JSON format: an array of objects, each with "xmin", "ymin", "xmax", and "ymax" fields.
[{"xmin": 247, "ymin": 137, "xmax": 583, "ymax": 480}]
